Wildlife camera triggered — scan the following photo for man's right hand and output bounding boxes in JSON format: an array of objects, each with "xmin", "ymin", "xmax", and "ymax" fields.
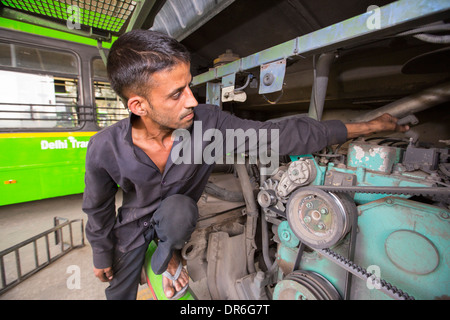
[{"xmin": 94, "ymin": 267, "xmax": 114, "ymax": 282}]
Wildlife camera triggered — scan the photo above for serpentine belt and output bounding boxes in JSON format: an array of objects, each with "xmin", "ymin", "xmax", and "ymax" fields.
[
  {"xmin": 317, "ymin": 247, "xmax": 415, "ymax": 300},
  {"xmin": 314, "ymin": 185, "xmax": 449, "ymax": 200}
]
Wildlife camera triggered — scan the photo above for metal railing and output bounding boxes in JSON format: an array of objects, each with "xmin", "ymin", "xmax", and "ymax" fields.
[
  {"xmin": 0, "ymin": 217, "xmax": 85, "ymax": 295},
  {"xmin": 0, "ymin": 102, "xmax": 95, "ymax": 129}
]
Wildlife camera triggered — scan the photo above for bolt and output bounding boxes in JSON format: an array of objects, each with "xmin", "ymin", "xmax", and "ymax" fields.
[
  {"xmin": 295, "ymin": 292, "xmax": 307, "ymax": 300},
  {"xmin": 320, "ymin": 207, "xmax": 328, "ymax": 215},
  {"xmin": 311, "ymin": 210, "xmax": 321, "ymax": 220},
  {"xmin": 306, "ymin": 202, "xmax": 313, "ymax": 209},
  {"xmin": 303, "ymin": 216, "xmax": 311, "ymax": 223},
  {"xmin": 318, "ymin": 222, "xmax": 326, "ymax": 230},
  {"xmin": 263, "ymin": 73, "xmax": 275, "ymax": 86},
  {"xmin": 281, "ymin": 230, "xmax": 291, "ymax": 241},
  {"xmin": 440, "ymin": 211, "xmax": 449, "ymax": 219}
]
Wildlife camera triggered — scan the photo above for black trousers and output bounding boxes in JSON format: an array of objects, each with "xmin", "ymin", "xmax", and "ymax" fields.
[{"xmin": 105, "ymin": 194, "xmax": 198, "ymax": 300}]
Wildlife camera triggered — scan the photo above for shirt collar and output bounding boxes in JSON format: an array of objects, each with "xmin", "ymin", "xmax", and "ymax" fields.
[{"xmin": 123, "ymin": 112, "xmax": 137, "ymax": 145}]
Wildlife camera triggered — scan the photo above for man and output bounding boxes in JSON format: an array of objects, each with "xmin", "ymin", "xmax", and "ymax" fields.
[{"xmin": 82, "ymin": 30, "xmax": 409, "ymax": 300}]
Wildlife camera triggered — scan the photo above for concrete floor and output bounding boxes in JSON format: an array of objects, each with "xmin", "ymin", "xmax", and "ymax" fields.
[{"xmin": 0, "ymin": 173, "xmax": 243, "ymax": 300}]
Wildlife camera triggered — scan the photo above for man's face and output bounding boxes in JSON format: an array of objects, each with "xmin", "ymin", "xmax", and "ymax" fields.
[{"xmin": 143, "ymin": 62, "xmax": 198, "ymax": 130}]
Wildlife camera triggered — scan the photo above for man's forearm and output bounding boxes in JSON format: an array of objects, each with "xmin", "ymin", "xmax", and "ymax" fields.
[
  {"xmin": 345, "ymin": 113, "xmax": 409, "ymax": 139},
  {"xmin": 345, "ymin": 122, "xmax": 372, "ymax": 139}
]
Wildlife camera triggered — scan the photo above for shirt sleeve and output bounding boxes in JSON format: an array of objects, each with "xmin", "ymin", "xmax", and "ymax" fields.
[
  {"xmin": 210, "ymin": 106, "xmax": 348, "ymax": 156},
  {"xmin": 82, "ymin": 135, "xmax": 118, "ymax": 269}
]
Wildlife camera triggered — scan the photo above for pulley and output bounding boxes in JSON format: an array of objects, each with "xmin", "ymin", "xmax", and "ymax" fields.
[
  {"xmin": 286, "ymin": 187, "xmax": 356, "ymax": 249},
  {"xmin": 273, "ymin": 270, "xmax": 341, "ymax": 300}
]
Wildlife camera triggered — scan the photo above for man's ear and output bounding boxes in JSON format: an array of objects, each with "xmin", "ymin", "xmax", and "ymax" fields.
[{"xmin": 127, "ymin": 95, "xmax": 147, "ymax": 116}]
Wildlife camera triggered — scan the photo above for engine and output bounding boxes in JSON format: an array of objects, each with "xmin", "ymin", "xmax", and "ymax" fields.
[{"xmin": 183, "ymin": 122, "xmax": 450, "ymax": 300}]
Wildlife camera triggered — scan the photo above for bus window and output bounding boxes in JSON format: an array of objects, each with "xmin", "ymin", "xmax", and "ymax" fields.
[
  {"xmin": 0, "ymin": 42, "xmax": 79, "ymax": 129},
  {"xmin": 92, "ymin": 58, "xmax": 128, "ymax": 128},
  {"xmin": 11, "ymin": 43, "xmax": 77, "ymax": 74},
  {"xmin": 0, "ymin": 43, "xmax": 12, "ymax": 66}
]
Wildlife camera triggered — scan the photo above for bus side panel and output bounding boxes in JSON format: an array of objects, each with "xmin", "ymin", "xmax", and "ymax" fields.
[{"xmin": 0, "ymin": 132, "xmax": 95, "ymax": 206}]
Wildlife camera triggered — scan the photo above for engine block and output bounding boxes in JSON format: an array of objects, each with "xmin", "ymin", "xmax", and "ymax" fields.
[{"xmin": 269, "ymin": 139, "xmax": 449, "ymax": 300}]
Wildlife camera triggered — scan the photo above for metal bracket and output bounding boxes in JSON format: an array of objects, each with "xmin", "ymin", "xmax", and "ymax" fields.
[
  {"xmin": 221, "ymin": 73, "xmax": 235, "ymax": 103},
  {"xmin": 220, "ymin": 73, "xmax": 247, "ymax": 103},
  {"xmin": 206, "ymin": 82, "xmax": 221, "ymax": 106},
  {"xmin": 222, "ymin": 86, "xmax": 247, "ymax": 103},
  {"xmin": 259, "ymin": 59, "xmax": 286, "ymax": 94}
]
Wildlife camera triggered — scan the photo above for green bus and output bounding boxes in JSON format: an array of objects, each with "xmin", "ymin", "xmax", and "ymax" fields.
[{"xmin": 0, "ymin": 4, "xmax": 131, "ymax": 205}]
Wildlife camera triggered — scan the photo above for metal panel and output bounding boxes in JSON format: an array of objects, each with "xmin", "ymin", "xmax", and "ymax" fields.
[
  {"xmin": 150, "ymin": 0, "xmax": 236, "ymax": 40},
  {"xmin": 354, "ymin": 198, "xmax": 450, "ymax": 299},
  {"xmin": 259, "ymin": 59, "xmax": 286, "ymax": 94}
]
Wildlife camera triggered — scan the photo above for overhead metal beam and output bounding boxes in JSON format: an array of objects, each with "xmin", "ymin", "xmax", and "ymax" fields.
[
  {"xmin": 191, "ymin": 0, "xmax": 450, "ymax": 88},
  {"xmin": 125, "ymin": 0, "xmax": 160, "ymax": 32}
]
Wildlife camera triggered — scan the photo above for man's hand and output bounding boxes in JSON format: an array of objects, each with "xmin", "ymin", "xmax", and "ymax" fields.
[
  {"xmin": 94, "ymin": 266, "xmax": 114, "ymax": 282},
  {"xmin": 345, "ymin": 113, "xmax": 410, "ymax": 139}
]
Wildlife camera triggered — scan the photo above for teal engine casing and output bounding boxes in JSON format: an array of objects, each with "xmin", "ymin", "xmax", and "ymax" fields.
[{"xmin": 260, "ymin": 139, "xmax": 450, "ymax": 300}]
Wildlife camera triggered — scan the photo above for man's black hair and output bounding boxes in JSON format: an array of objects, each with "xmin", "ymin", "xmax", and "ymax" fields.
[{"xmin": 107, "ymin": 29, "xmax": 191, "ymax": 101}]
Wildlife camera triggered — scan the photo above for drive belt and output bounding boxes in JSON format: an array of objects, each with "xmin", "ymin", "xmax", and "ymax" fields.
[
  {"xmin": 314, "ymin": 185, "xmax": 449, "ymax": 200},
  {"xmin": 317, "ymin": 248, "xmax": 415, "ymax": 300}
]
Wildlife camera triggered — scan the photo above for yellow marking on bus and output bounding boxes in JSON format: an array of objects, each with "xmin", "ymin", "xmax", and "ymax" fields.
[{"xmin": 0, "ymin": 132, "xmax": 97, "ymax": 138}]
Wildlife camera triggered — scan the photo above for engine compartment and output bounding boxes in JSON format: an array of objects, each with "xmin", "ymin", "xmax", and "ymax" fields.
[{"xmin": 184, "ymin": 127, "xmax": 449, "ymax": 299}]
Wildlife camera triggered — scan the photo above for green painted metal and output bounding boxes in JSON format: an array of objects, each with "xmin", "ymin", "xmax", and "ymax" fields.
[
  {"xmin": 291, "ymin": 144, "xmax": 434, "ymax": 205},
  {"xmin": 258, "ymin": 59, "xmax": 286, "ymax": 94},
  {"xmin": 276, "ymin": 242, "xmax": 348, "ymax": 298},
  {"xmin": 384, "ymin": 230, "xmax": 439, "ymax": 275},
  {"xmin": 0, "ymin": 132, "xmax": 95, "ymax": 206},
  {"xmin": 191, "ymin": 0, "xmax": 450, "ymax": 88},
  {"xmin": 206, "ymin": 82, "xmax": 221, "ymax": 106},
  {"xmin": 0, "ymin": 17, "xmax": 117, "ymax": 48},
  {"xmin": 1, "ymin": 0, "xmax": 131, "ymax": 33},
  {"xmin": 354, "ymin": 197, "xmax": 450, "ymax": 299},
  {"xmin": 273, "ymin": 279, "xmax": 307, "ymax": 300},
  {"xmin": 277, "ymin": 220, "xmax": 299, "ymax": 248},
  {"xmin": 327, "ymin": 164, "xmax": 434, "ymax": 204},
  {"xmin": 144, "ymin": 241, "xmax": 195, "ymax": 301},
  {"xmin": 347, "ymin": 142, "xmax": 402, "ymax": 174}
]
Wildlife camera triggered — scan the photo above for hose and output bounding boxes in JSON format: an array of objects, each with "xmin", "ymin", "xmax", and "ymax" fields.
[
  {"xmin": 413, "ymin": 33, "xmax": 450, "ymax": 44},
  {"xmin": 204, "ymin": 182, "xmax": 244, "ymax": 202},
  {"xmin": 235, "ymin": 164, "xmax": 258, "ymax": 274}
]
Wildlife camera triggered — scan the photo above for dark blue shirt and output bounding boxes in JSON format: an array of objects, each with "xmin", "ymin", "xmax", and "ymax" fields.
[{"xmin": 82, "ymin": 104, "xmax": 347, "ymax": 268}]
